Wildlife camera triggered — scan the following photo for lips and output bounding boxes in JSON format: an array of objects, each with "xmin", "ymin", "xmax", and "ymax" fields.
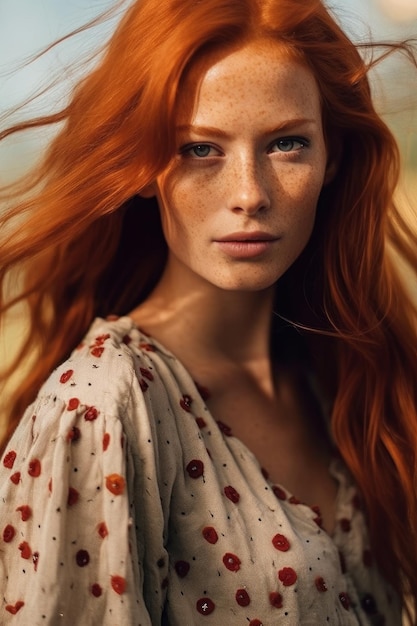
[
  {"xmin": 216, "ymin": 231, "xmax": 278, "ymax": 242},
  {"xmin": 214, "ymin": 232, "xmax": 280, "ymax": 259}
]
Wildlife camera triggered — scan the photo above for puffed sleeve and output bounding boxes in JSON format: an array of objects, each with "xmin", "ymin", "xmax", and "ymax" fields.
[{"xmin": 0, "ymin": 381, "xmax": 151, "ymax": 625}]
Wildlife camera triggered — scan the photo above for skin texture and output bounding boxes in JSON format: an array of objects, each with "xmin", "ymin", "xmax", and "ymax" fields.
[{"xmin": 145, "ymin": 40, "xmax": 331, "ymax": 294}]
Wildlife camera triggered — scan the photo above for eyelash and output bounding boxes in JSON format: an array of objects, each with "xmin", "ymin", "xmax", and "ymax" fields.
[{"xmin": 180, "ymin": 136, "xmax": 310, "ymax": 159}]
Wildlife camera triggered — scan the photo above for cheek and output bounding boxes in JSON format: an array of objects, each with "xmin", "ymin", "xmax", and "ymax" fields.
[{"xmin": 157, "ymin": 185, "xmax": 203, "ymax": 249}]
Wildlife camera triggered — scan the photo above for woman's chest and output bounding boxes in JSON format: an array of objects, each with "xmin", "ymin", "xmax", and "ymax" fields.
[{"xmin": 202, "ymin": 374, "xmax": 338, "ymax": 533}]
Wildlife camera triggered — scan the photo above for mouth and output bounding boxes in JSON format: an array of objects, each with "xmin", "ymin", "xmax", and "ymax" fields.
[
  {"xmin": 216, "ymin": 231, "xmax": 278, "ymax": 243},
  {"xmin": 214, "ymin": 233, "xmax": 280, "ymax": 259}
]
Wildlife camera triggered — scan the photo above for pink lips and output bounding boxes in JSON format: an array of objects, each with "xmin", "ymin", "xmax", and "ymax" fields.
[
  {"xmin": 217, "ymin": 231, "xmax": 277, "ymax": 242},
  {"xmin": 214, "ymin": 231, "xmax": 279, "ymax": 258}
]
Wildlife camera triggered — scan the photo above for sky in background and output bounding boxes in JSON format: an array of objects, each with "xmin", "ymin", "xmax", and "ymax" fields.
[{"xmin": 0, "ymin": 0, "xmax": 416, "ymax": 180}]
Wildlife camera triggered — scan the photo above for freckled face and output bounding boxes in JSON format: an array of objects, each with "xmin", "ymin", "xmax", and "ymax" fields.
[{"xmin": 150, "ymin": 41, "xmax": 330, "ymax": 292}]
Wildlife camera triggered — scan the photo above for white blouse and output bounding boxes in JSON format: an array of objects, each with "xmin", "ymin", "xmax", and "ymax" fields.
[{"xmin": 0, "ymin": 316, "xmax": 401, "ymax": 625}]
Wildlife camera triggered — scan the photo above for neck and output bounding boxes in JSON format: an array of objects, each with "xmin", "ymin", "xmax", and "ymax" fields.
[{"xmin": 130, "ymin": 256, "xmax": 276, "ymax": 366}]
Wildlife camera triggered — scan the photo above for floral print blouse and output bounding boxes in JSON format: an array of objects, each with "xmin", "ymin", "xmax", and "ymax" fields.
[{"xmin": 0, "ymin": 316, "xmax": 401, "ymax": 625}]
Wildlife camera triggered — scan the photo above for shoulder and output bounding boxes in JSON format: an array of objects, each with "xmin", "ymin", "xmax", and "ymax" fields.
[{"xmin": 40, "ymin": 316, "xmax": 140, "ymax": 416}]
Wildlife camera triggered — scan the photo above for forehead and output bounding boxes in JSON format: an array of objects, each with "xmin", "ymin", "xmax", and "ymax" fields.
[{"xmin": 177, "ymin": 41, "xmax": 322, "ymax": 129}]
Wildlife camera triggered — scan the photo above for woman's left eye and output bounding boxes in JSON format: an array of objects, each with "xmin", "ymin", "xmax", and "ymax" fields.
[{"xmin": 269, "ymin": 137, "xmax": 309, "ymax": 153}]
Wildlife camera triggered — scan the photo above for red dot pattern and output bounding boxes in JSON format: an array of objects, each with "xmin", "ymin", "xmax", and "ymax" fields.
[{"xmin": 0, "ymin": 318, "xmax": 396, "ymax": 624}]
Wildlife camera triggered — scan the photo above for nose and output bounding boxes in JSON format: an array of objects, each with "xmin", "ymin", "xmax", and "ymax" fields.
[{"xmin": 226, "ymin": 156, "xmax": 271, "ymax": 216}]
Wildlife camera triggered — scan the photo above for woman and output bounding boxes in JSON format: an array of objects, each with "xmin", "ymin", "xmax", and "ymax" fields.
[{"xmin": 0, "ymin": 0, "xmax": 416, "ymax": 623}]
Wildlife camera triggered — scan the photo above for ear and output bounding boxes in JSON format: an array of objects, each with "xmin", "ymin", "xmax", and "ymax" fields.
[{"xmin": 139, "ymin": 181, "xmax": 157, "ymax": 198}]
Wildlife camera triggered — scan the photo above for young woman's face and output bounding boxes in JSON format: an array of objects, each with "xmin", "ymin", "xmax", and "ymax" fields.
[{"xmin": 148, "ymin": 41, "xmax": 332, "ymax": 292}]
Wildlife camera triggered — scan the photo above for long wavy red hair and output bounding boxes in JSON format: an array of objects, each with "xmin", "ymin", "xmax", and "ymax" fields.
[{"xmin": 1, "ymin": 0, "xmax": 417, "ymax": 617}]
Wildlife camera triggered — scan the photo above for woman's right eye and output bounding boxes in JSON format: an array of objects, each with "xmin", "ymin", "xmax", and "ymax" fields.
[{"xmin": 181, "ymin": 144, "xmax": 221, "ymax": 158}]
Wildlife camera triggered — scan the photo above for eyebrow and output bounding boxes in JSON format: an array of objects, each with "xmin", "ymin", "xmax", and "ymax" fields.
[{"xmin": 176, "ymin": 119, "xmax": 318, "ymax": 139}]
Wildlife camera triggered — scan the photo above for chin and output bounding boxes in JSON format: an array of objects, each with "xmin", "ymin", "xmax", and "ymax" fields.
[{"xmin": 213, "ymin": 274, "xmax": 283, "ymax": 292}]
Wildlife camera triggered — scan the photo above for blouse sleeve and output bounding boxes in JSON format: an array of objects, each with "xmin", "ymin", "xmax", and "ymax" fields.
[{"xmin": 0, "ymin": 382, "xmax": 152, "ymax": 625}]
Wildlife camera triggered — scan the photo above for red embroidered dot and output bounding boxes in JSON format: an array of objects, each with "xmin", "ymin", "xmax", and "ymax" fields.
[
  {"xmin": 76, "ymin": 549, "xmax": 90, "ymax": 567},
  {"xmin": 3, "ymin": 524, "xmax": 16, "ymax": 543},
  {"xmin": 10, "ymin": 472, "xmax": 21, "ymax": 485},
  {"xmin": 139, "ymin": 379, "xmax": 149, "ymax": 392},
  {"xmin": 235, "ymin": 588, "xmax": 250, "ymax": 607},
  {"xmin": 32, "ymin": 551, "xmax": 39, "ymax": 571},
  {"xmin": 269, "ymin": 591, "xmax": 283, "ymax": 608},
  {"xmin": 67, "ymin": 487, "xmax": 79, "ymax": 506},
  {"xmin": 3, "ymin": 450, "xmax": 17, "ymax": 469},
  {"xmin": 111, "ymin": 575, "xmax": 126, "ymax": 595},
  {"xmin": 28, "ymin": 459, "xmax": 41, "ymax": 477},
  {"xmin": 272, "ymin": 485, "xmax": 287, "ymax": 500},
  {"xmin": 18, "ymin": 541, "xmax": 31, "ymax": 559},
  {"xmin": 195, "ymin": 417, "xmax": 207, "ymax": 429},
  {"xmin": 186, "ymin": 459, "xmax": 204, "ymax": 479},
  {"xmin": 103, "ymin": 433, "xmax": 110, "ymax": 451},
  {"xmin": 249, "ymin": 620, "xmax": 263, "ymax": 626},
  {"xmin": 196, "ymin": 597, "xmax": 215, "ymax": 615},
  {"xmin": 16, "ymin": 505, "xmax": 31, "ymax": 521},
  {"xmin": 223, "ymin": 552, "xmax": 241, "ymax": 572},
  {"xmin": 60, "ymin": 369, "xmax": 73, "ymax": 384},
  {"xmin": 67, "ymin": 398, "xmax": 80, "ymax": 411},
  {"xmin": 91, "ymin": 346, "xmax": 105, "ymax": 358},
  {"xmin": 175, "ymin": 560, "xmax": 190, "ymax": 578},
  {"xmin": 105, "ymin": 473, "xmax": 125, "ymax": 495},
  {"xmin": 5, "ymin": 601, "xmax": 24, "ymax": 615},
  {"xmin": 339, "ymin": 592, "xmax": 351, "ymax": 610},
  {"xmin": 122, "ymin": 334, "xmax": 132, "ymax": 344},
  {"xmin": 340, "ymin": 518, "xmax": 351, "ymax": 532},
  {"xmin": 315, "ymin": 576, "xmax": 328, "ymax": 592},
  {"xmin": 180, "ymin": 394, "xmax": 193, "ymax": 412},
  {"xmin": 278, "ymin": 567, "xmax": 297, "ymax": 586},
  {"xmin": 139, "ymin": 342, "xmax": 155, "ymax": 352},
  {"xmin": 288, "ymin": 495, "xmax": 301, "ymax": 505},
  {"xmin": 224, "ymin": 485, "xmax": 240, "ymax": 503},
  {"xmin": 94, "ymin": 334, "xmax": 110, "ymax": 346},
  {"xmin": 85, "ymin": 406, "xmax": 99, "ymax": 421},
  {"xmin": 66, "ymin": 426, "xmax": 81, "ymax": 443},
  {"xmin": 217, "ymin": 421, "xmax": 233, "ymax": 436},
  {"xmin": 140, "ymin": 367, "xmax": 154, "ymax": 381},
  {"xmin": 91, "ymin": 583, "xmax": 102, "ymax": 597},
  {"xmin": 97, "ymin": 522, "xmax": 108, "ymax": 539},
  {"xmin": 272, "ymin": 533, "xmax": 290, "ymax": 552},
  {"xmin": 202, "ymin": 526, "xmax": 218, "ymax": 544}
]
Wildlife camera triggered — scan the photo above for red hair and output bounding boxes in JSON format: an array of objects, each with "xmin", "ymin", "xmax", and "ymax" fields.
[{"xmin": 1, "ymin": 0, "xmax": 417, "ymax": 617}]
